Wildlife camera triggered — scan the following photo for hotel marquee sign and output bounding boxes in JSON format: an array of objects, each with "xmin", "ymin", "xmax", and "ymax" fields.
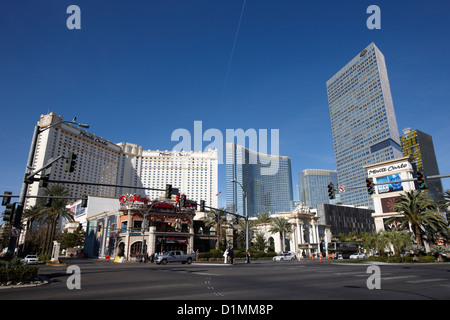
[
  {"xmin": 79, "ymin": 131, "xmax": 109, "ymax": 146},
  {"xmin": 367, "ymin": 162, "xmax": 411, "ymax": 176},
  {"xmin": 158, "ymin": 152, "xmax": 192, "ymax": 157}
]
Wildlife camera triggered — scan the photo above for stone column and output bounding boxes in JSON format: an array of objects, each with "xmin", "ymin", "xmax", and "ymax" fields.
[
  {"xmin": 299, "ymin": 221, "xmax": 304, "ymax": 244},
  {"xmin": 148, "ymin": 226, "xmax": 156, "ymax": 255},
  {"xmin": 50, "ymin": 241, "xmax": 60, "ymax": 264}
]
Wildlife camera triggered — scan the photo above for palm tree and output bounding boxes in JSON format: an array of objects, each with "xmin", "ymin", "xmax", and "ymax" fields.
[
  {"xmin": 386, "ymin": 230, "xmax": 412, "ymax": 255},
  {"xmin": 22, "ymin": 205, "xmax": 43, "ymax": 253},
  {"xmin": 268, "ymin": 217, "xmax": 292, "ymax": 252},
  {"xmin": 255, "ymin": 212, "xmax": 271, "ymax": 225},
  {"xmin": 372, "ymin": 231, "xmax": 390, "ymax": 256},
  {"xmin": 387, "ymin": 190, "xmax": 447, "ymax": 247},
  {"xmin": 37, "ymin": 184, "xmax": 73, "ymax": 255},
  {"xmin": 204, "ymin": 209, "xmax": 229, "ymax": 250},
  {"xmin": 253, "ymin": 231, "xmax": 268, "ymax": 252},
  {"xmin": 234, "ymin": 218, "xmax": 255, "ymax": 251}
]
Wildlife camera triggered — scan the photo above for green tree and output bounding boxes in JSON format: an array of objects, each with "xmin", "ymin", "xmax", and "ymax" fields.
[
  {"xmin": 22, "ymin": 205, "xmax": 43, "ymax": 253},
  {"xmin": 253, "ymin": 231, "xmax": 268, "ymax": 252},
  {"xmin": 255, "ymin": 212, "xmax": 271, "ymax": 225},
  {"xmin": 36, "ymin": 184, "xmax": 73, "ymax": 255},
  {"xmin": 204, "ymin": 209, "xmax": 229, "ymax": 250},
  {"xmin": 234, "ymin": 218, "xmax": 254, "ymax": 251},
  {"xmin": 268, "ymin": 217, "xmax": 292, "ymax": 252},
  {"xmin": 387, "ymin": 190, "xmax": 447, "ymax": 246},
  {"xmin": 368, "ymin": 231, "xmax": 390, "ymax": 256},
  {"xmin": 60, "ymin": 229, "xmax": 85, "ymax": 249},
  {"xmin": 386, "ymin": 230, "xmax": 412, "ymax": 255}
]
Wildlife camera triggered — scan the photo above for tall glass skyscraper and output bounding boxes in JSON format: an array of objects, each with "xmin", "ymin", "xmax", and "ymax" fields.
[
  {"xmin": 226, "ymin": 143, "xmax": 293, "ymax": 217},
  {"xmin": 326, "ymin": 43, "xmax": 403, "ymax": 208},
  {"xmin": 299, "ymin": 169, "xmax": 338, "ymax": 209}
]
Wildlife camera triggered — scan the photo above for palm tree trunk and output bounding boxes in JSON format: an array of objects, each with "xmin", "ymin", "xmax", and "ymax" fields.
[
  {"xmin": 280, "ymin": 233, "xmax": 284, "ymax": 252},
  {"xmin": 414, "ymin": 224, "xmax": 423, "ymax": 246},
  {"xmin": 42, "ymin": 223, "xmax": 51, "ymax": 255},
  {"xmin": 48, "ymin": 217, "xmax": 58, "ymax": 254},
  {"xmin": 216, "ymin": 223, "xmax": 221, "ymax": 250}
]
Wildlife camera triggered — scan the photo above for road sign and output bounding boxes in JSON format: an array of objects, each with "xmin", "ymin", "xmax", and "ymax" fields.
[
  {"xmin": 338, "ymin": 185, "xmax": 345, "ymax": 193},
  {"xmin": 10, "ymin": 228, "xmax": 20, "ymax": 237}
]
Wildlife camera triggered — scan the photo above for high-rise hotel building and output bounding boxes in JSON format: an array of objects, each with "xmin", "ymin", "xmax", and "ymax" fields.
[
  {"xmin": 116, "ymin": 143, "xmax": 218, "ymax": 208},
  {"xmin": 400, "ymin": 128, "xmax": 443, "ymax": 202},
  {"xmin": 26, "ymin": 113, "xmax": 218, "ymax": 209},
  {"xmin": 326, "ymin": 43, "xmax": 403, "ymax": 208},
  {"xmin": 226, "ymin": 143, "xmax": 293, "ymax": 217}
]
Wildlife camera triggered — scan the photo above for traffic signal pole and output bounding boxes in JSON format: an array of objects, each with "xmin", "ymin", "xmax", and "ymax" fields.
[
  {"xmin": 5, "ymin": 119, "xmax": 89, "ymax": 255},
  {"xmin": 6, "ymin": 125, "xmax": 39, "ymax": 255}
]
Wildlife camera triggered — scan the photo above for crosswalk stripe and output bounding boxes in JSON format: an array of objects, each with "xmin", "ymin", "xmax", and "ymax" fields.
[{"xmin": 406, "ymin": 278, "xmax": 447, "ymax": 284}]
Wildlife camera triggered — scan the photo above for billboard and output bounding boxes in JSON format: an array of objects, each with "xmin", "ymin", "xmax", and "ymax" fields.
[
  {"xmin": 376, "ymin": 174, "xmax": 403, "ymax": 194},
  {"xmin": 380, "ymin": 196, "xmax": 400, "ymax": 213}
]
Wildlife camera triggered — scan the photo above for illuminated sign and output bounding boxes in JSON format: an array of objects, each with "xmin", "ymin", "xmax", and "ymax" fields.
[{"xmin": 119, "ymin": 194, "xmax": 150, "ymax": 205}]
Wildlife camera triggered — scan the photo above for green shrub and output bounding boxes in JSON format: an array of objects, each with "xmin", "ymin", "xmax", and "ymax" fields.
[
  {"xmin": 39, "ymin": 254, "xmax": 51, "ymax": 263},
  {"xmin": 0, "ymin": 265, "xmax": 38, "ymax": 285},
  {"xmin": 402, "ymin": 256, "xmax": 414, "ymax": 263},
  {"xmin": 209, "ymin": 249, "xmax": 223, "ymax": 258},
  {"xmin": 387, "ymin": 255, "xmax": 403, "ymax": 263},
  {"xmin": 418, "ymin": 255, "xmax": 436, "ymax": 263},
  {"xmin": 367, "ymin": 256, "xmax": 387, "ymax": 262}
]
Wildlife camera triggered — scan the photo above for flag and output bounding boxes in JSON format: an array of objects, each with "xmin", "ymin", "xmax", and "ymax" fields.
[{"xmin": 216, "ymin": 192, "xmax": 222, "ymax": 196}]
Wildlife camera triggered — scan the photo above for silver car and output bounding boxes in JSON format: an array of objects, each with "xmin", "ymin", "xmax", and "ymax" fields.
[
  {"xmin": 273, "ymin": 252, "xmax": 296, "ymax": 261},
  {"xmin": 21, "ymin": 255, "xmax": 40, "ymax": 265},
  {"xmin": 349, "ymin": 252, "xmax": 366, "ymax": 260}
]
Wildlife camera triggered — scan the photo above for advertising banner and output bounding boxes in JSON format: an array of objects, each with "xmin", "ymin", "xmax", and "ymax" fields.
[{"xmin": 376, "ymin": 174, "xmax": 403, "ymax": 194}]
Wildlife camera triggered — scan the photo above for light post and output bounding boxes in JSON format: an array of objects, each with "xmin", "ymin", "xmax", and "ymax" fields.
[
  {"xmin": 231, "ymin": 179, "xmax": 250, "ymax": 263},
  {"xmin": 7, "ymin": 118, "xmax": 89, "ymax": 255}
]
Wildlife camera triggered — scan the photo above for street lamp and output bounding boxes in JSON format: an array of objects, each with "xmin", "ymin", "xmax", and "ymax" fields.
[
  {"xmin": 230, "ymin": 179, "xmax": 250, "ymax": 263},
  {"xmin": 7, "ymin": 118, "xmax": 90, "ymax": 255}
]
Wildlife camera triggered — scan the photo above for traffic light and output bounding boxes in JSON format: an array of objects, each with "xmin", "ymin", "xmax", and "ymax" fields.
[
  {"xmin": 180, "ymin": 194, "xmax": 186, "ymax": 207},
  {"xmin": 235, "ymin": 215, "xmax": 240, "ymax": 225},
  {"xmin": 327, "ymin": 183, "xmax": 335, "ymax": 199},
  {"xmin": 39, "ymin": 173, "xmax": 50, "ymax": 188},
  {"xmin": 2, "ymin": 191, "xmax": 12, "ymax": 206},
  {"xmin": 4, "ymin": 203, "xmax": 16, "ymax": 222},
  {"xmin": 200, "ymin": 200, "xmax": 205, "ymax": 212},
  {"xmin": 165, "ymin": 184, "xmax": 172, "ymax": 199},
  {"xmin": 65, "ymin": 151, "xmax": 77, "ymax": 173},
  {"xmin": 45, "ymin": 194, "xmax": 53, "ymax": 207},
  {"xmin": 416, "ymin": 171, "xmax": 426, "ymax": 190},
  {"xmin": 366, "ymin": 178, "xmax": 374, "ymax": 195},
  {"xmin": 81, "ymin": 196, "xmax": 88, "ymax": 208}
]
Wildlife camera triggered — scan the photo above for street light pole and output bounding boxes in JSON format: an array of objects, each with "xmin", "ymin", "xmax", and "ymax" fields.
[
  {"xmin": 7, "ymin": 119, "xmax": 89, "ymax": 255},
  {"xmin": 231, "ymin": 179, "xmax": 250, "ymax": 263}
]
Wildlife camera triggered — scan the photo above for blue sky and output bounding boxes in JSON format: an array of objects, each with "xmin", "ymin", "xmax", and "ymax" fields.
[{"xmin": 1, "ymin": 0, "xmax": 449, "ymax": 208}]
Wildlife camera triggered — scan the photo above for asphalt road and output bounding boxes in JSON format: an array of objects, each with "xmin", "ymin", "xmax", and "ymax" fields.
[{"xmin": 1, "ymin": 258, "xmax": 449, "ymax": 301}]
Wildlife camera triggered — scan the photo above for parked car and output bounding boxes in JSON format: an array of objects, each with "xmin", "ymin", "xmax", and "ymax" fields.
[
  {"xmin": 349, "ymin": 252, "xmax": 366, "ymax": 260},
  {"xmin": 273, "ymin": 252, "xmax": 296, "ymax": 261},
  {"xmin": 21, "ymin": 255, "xmax": 40, "ymax": 265}
]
